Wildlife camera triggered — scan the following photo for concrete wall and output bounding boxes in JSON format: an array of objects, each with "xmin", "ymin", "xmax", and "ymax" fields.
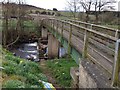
[
  {"xmin": 48, "ymin": 34, "xmax": 59, "ymax": 58},
  {"xmin": 41, "ymin": 27, "xmax": 48, "ymax": 39},
  {"xmin": 79, "ymin": 63, "xmax": 97, "ymax": 88}
]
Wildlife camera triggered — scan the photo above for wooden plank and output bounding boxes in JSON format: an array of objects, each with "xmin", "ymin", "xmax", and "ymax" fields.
[{"xmin": 89, "ymin": 38, "xmax": 115, "ymax": 56}]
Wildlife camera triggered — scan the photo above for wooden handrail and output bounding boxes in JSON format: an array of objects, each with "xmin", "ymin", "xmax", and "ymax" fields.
[
  {"xmin": 48, "ymin": 18, "xmax": 118, "ymax": 42},
  {"xmin": 65, "ymin": 19, "xmax": 119, "ymax": 32}
]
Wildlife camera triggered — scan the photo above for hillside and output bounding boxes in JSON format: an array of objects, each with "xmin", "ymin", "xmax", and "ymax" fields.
[
  {"xmin": 1, "ymin": 46, "xmax": 48, "ymax": 88},
  {"xmin": 1, "ymin": 2, "xmax": 47, "ymax": 14}
]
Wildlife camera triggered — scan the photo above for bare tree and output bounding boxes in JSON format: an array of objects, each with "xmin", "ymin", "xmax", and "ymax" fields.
[
  {"xmin": 66, "ymin": 0, "xmax": 80, "ymax": 19},
  {"xmin": 2, "ymin": 0, "xmax": 26, "ymax": 47},
  {"xmin": 2, "ymin": 0, "xmax": 9, "ymax": 47},
  {"xmin": 79, "ymin": 0, "xmax": 92, "ymax": 22},
  {"xmin": 93, "ymin": 0, "xmax": 116, "ymax": 23}
]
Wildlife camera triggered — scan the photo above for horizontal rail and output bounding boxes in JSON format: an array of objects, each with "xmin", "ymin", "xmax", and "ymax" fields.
[
  {"xmin": 49, "ymin": 18, "xmax": 118, "ymax": 41},
  {"xmin": 65, "ymin": 19, "xmax": 119, "ymax": 32},
  {"xmin": 59, "ymin": 19, "xmax": 119, "ymax": 38}
]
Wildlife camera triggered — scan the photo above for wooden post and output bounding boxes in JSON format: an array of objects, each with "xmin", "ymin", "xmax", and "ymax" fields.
[
  {"xmin": 51, "ymin": 19, "xmax": 52, "ymax": 27},
  {"xmin": 82, "ymin": 29, "xmax": 89, "ymax": 58},
  {"xmin": 57, "ymin": 20, "xmax": 59, "ymax": 32},
  {"xmin": 52, "ymin": 19, "xmax": 54, "ymax": 29},
  {"xmin": 52, "ymin": 19, "xmax": 54, "ymax": 34},
  {"xmin": 115, "ymin": 29, "xmax": 119, "ymax": 39},
  {"xmin": 55, "ymin": 20, "xmax": 58, "ymax": 37},
  {"xmin": 67, "ymin": 24, "xmax": 72, "ymax": 56},
  {"xmin": 61, "ymin": 22, "xmax": 64, "ymax": 44},
  {"xmin": 50, "ymin": 19, "xmax": 52, "ymax": 27},
  {"xmin": 112, "ymin": 39, "xmax": 120, "ymax": 86}
]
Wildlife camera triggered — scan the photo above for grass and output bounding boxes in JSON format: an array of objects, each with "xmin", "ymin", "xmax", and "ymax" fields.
[
  {"xmin": 1, "ymin": 46, "xmax": 47, "ymax": 88},
  {"xmin": 45, "ymin": 58, "xmax": 78, "ymax": 87},
  {"xmin": 103, "ymin": 24, "xmax": 119, "ymax": 29}
]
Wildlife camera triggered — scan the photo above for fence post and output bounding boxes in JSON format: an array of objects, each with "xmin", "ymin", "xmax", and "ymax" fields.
[
  {"xmin": 57, "ymin": 20, "xmax": 58, "ymax": 31},
  {"xmin": 112, "ymin": 39, "xmax": 120, "ymax": 86},
  {"xmin": 56, "ymin": 20, "xmax": 59, "ymax": 37},
  {"xmin": 67, "ymin": 24, "xmax": 72, "ymax": 56},
  {"xmin": 82, "ymin": 29, "xmax": 89, "ymax": 58},
  {"xmin": 50, "ymin": 19, "xmax": 53, "ymax": 31},
  {"xmin": 60, "ymin": 22, "xmax": 64, "ymax": 44},
  {"xmin": 52, "ymin": 19, "xmax": 54, "ymax": 29},
  {"xmin": 115, "ymin": 29, "xmax": 119, "ymax": 39},
  {"xmin": 52, "ymin": 19, "xmax": 54, "ymax": 34}
]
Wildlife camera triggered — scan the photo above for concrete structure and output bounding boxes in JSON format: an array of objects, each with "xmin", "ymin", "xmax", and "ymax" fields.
[
  {"xmin": 41, "ymin": 26, "xmax": 48, "ymax": 39},
  {"xmin": 70, "ymin": 67, "xmax": 79, "ymax": 88},
  {"xmin": 48, "ymin": 33, "xmax": 59, "ymax": 59},
  {"xmin": 79, "ymin": 62, "xmax": 97, "ymax": 88}
]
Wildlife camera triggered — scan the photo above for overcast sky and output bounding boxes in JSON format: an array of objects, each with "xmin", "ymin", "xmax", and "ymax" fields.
[
  {"xmin": 25, "ymin": 0, "xmax": 120, "ymax": 11},
  {"xmin": 26, "ymin": 0, "xmax": 66, "ymax": 10}
]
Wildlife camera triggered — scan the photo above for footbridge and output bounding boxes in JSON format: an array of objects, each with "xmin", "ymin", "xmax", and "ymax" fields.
[{"xmin": 39, "ymin": 17, "xmax": 120, "ymax": 88}]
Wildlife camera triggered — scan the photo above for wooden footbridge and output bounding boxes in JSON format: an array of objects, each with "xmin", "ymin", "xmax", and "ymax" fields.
[{"xmin": 36, "ymin": 15, "xmax": 120, "ymax": 88}]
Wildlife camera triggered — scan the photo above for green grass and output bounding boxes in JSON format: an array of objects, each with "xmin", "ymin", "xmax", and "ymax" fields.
[
  {"xmin": 103, "ymin": 24, "xmax": 119, "ymax": 29},
  {"xmin": 24, "ymin": 20, "xmax": 36, "ymax": 27},
  {"xmin": 46, "ymin": 58, "xmax": 78, "ymax": 87},
  {"xmin": 1, "ymin": 47, "xmax": 47, "ymax": 88}
]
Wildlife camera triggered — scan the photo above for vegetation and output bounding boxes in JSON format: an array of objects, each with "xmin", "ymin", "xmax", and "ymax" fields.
[
  {"xmin": 1, "ymin": 46, "xmax": 47, "ymax": 88},
  {"xmin": 45, "ymin": 58, "xmax": 78, "ymax": 87}
]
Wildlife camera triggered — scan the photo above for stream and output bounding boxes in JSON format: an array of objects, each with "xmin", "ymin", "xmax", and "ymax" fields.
[{"xmin": 11, "ymin": 42, "xmax": 67, "ymax": 62}]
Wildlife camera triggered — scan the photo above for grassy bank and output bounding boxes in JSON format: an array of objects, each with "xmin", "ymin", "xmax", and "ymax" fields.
[
  {"xmin": 45, "ymin": 58, "xmax": 78, "ymax": 87},
  {"xmin": 1, "ymin": 46, "xmax": 47, "ymax": 88}
]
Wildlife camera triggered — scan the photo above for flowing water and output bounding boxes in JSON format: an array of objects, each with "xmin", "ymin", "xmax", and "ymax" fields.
[{"xmin": 11, "ymin": 42, "xmax": 66, "ymax": 61}]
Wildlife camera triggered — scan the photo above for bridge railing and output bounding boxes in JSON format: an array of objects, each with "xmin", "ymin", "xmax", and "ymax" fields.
[
  {"xmin": 64, "ymin": 19, "xmax": 119, "ymax": 38},
  {"xmin": 43, "ymin": 18, "xmax": 120, "ymax": 86}
]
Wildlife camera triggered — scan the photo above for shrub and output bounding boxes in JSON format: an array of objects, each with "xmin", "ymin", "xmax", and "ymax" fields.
[
  {"xmin": 35, "ymin": 10, "xmax": 40, "ymax": 14},
  {"xmin": 41, "ymin": 11, "xmax": 47, "ymax": 15}
]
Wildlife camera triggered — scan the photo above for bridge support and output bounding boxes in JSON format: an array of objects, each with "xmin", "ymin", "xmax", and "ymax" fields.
[
  {"xmin": 41, "ymin": 26, "xmax": 48, "ymax": 39},
  {"xmin": 48, "ymin": 33, "xmax": 59, "ymax": 59}
]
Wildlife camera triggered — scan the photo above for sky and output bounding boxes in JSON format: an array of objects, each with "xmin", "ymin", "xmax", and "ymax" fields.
[
  {"xmin": 26, "ymin": 0, "xmax": 67, "ymax": 10},
  {"xmin": 23, "ymin": 0, "xmax": 120, "ymax": 11}
]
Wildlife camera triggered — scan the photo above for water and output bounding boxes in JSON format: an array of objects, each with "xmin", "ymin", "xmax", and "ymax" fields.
[
  {"xmin": 59, "ymin": 47, "xmax": 67, "ymax": 57},
  {"xmin": 12, "ymin": 42, "xmax": 39, "ymax": 62},
  {"xmin": 45, "ymin": 47, "xmax": 67, "ymax": 58},
  {"xmin": 12, "ymin": 42, "xmax": 66, "ymax": 61}
]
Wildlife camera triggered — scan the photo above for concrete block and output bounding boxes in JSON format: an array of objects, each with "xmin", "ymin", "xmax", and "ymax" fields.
[{"xmin": 79, "ymin": 63, "xmax": 97, "ymax": 88}]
